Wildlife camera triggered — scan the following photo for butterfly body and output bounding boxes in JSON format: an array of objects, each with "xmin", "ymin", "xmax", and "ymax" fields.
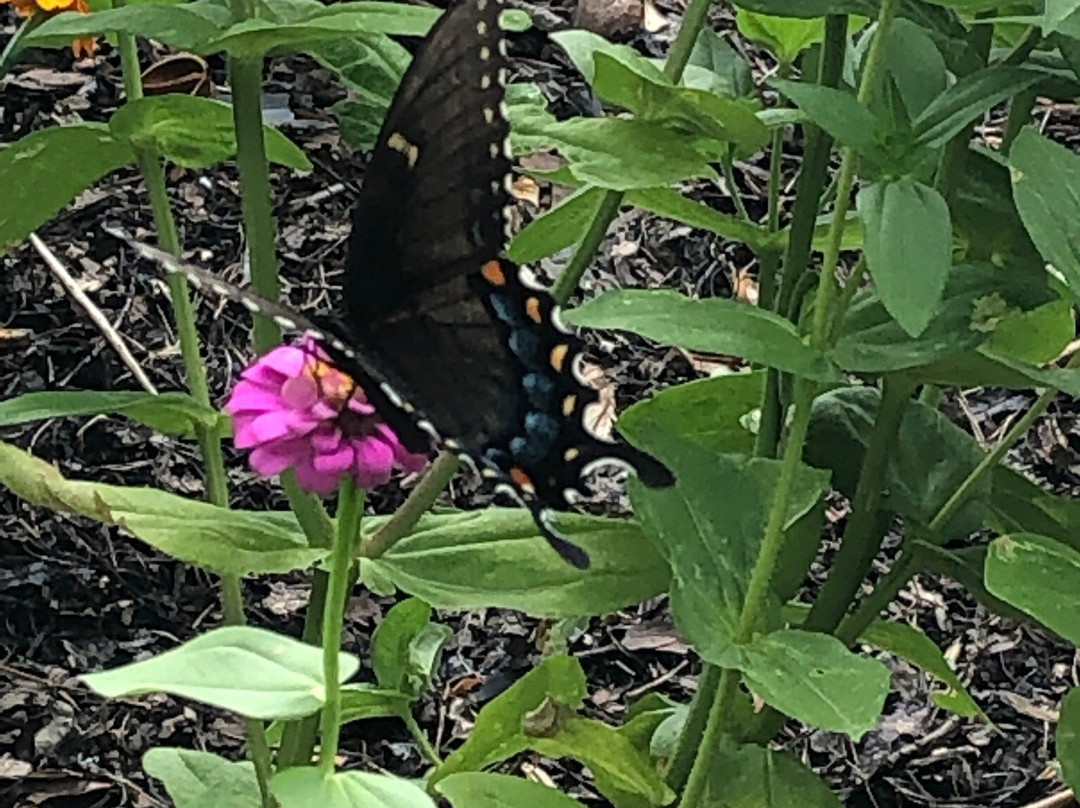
[{"xmin": 131, "ymin": 0, "xmax": 673, "ymax": 568}]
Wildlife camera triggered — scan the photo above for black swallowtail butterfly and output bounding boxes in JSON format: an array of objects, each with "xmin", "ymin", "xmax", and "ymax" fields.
[{"xmin": 127, "ymin": 0, "xmax": 674, "ymax": 568}]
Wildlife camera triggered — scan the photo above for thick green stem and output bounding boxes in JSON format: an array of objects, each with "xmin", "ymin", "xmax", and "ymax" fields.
[
  {"xmin": 318, "ymin": 481, "xmax": 365, "ymax": 776},
  {"xmin": 665, "ymin": 665, "xmax": 722, "ymax": 790},
  {"xmin": 1000, "ymin": 26, "xmax": 1041, "ymax": 66},
  {"xmin": 803, "ymin": 376, "xmax": 914, "ymax": 632},
  {"xmin": 1001, "ymin": 89, "xmax": 1036, "ymax": 155},
  {"xmin": 837, "ymin": 545, "xmax": 920, "ymax": 644},
  {"xmin": 549, "ymin": 0, "xmax": 716, "ymax": 304},
  {"xmin": 228, "ymin": 56, "xmax": 282, "ymax": 352},
  {"xmin": 360, "ymin": 452, "xmax": 460, "ymax": 559}
]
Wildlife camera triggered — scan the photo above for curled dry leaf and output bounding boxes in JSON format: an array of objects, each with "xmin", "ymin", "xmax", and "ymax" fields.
[{"xmin": 141, "ymin": 52, "xmax": 211, "ymax": 97}]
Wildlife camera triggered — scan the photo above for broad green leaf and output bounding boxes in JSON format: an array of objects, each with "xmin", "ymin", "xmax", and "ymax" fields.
[
  {"xmin": 0, "ymin": 390, "xmax": 220, "ymax": 438},
  {"xmin": 432, "ymin": 655, "xmax": 587, "ymax": 781},
  {"xmin": 551, "ymin": 29, "xmax": 666, "ymax": 85},
  {"xmin": 513, "ymin": 117, "xmax": 718, "ymax": 190},
  {"xmin": 509, "ymin": 187, "xmax": 608, "ymax": 264},
  {"xmin": 143, "ymin": 749, "xmax": 260, "ymax": 808},
  {"xmin": 1011, "ymin": 126, "xmax": 1080, "ymax": 299},
  {"xmin": 619, "ymin": 372, "xmax": 765, "ymax": 457},
  {"xmin": 438, "ymin": 773, "xmax": 586, "ymax": 808},
  {"xmin": 83, "ymin": 626, "xmax": 359, "ymax": 719},
  {"xmin": 737, "ymin": 10, "xmax": 834, "ymax": 65},
  {"xmin": 859, "ymin": 621, "xmax": 984, "ymax": 718},
  {"xmin": 918, "ymin": 542, "xmax": 1031, "ymax": 624},
  {"xmin": 271, "ymin": 768, "xmax": 435, "ymax": 808},
  {"xmin": 371, "ymin": 599, "xmax": 449, "ymax": 699},
  {"xmin": 27, "ymin": 5, "xmax": 223, "ymax": 51},
  {"xmin": 313, "ymin": 34, "xmax": 410, "ymax": 151},
  {"xmin": 630, "ymin": 444, "xmax": 829, "ymax": 661},
  {"xmin": 724, "ymin": 629, "xmax": 889, "ymax": 739},
  {"xmin": 0, "ymin": 441, "xmax": 324, "ymax": 577},
  {"xmin": 706, "ymin": 743, "xmax": 843, "ymax": 807},
  {"xmin": 989, "ymin": 467, "xmax": 1080, "ymax": 555},
  {"xmin": 857, "ymin": 177, "xmax": 952, "ymax": 337},
  {"xmin": 805, "ymin": 388, "xmax": 988, "ymax": 540},
  {"xmin": 1059, "ymin": 687, "xmax": 1080, "ymax": 792},
  {"xmin": 365, "ymin": 509, "xmax": 669, "ymax": 618},
  {"xmin": 625, "ymin": 187, "xmax": 778, "ymax": 253},
  {"xmin": 529, "ymin": 716, "xmax": 674, "ymax": 807},
  {"xmin": 983, "ymin": 290, "xmax": 1074, "ymax": 364},
  {"xmin": 109, "ymin": 95, "xmax": 310, "ymax": 170},
  {"xmin": 885, "ymin": 18, "xmax": 947, "ymax": 118},
  {"xmin": 685, "ymin": 27, "xmax": 754, "ymax": 97},
  {"xmin": 339, "ymin": 684, "xmax": 412, "ymax": 724},
  {"xmin": 986, "ymin": 533, "xmax": 1080, "ymax": 644},
  {"xmin": 832, "ymin": 261, "xmax": 1055, "ymax": 373},
  {"xmin": 912, "ymin": 66, "xmax": 1040, "ymax": 148},
  {"xmin": 591, "ymin": 53, "xmax": 768, "ymax": 153},
  {"xmin": 0, "ymin": 125, "xmax": 134, "ymax": 250},
  {"xmin": 564, "ymin": 290, "xmax": 840, "ymax": 382},
  {"xmin": 771, "ymin": 79, "xmax": 880, "ymax": 152}
]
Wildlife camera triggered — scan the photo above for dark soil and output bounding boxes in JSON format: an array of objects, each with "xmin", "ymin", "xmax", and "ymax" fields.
[{"xmin": 1, "ymin": 2, "xmax": 1078, "ymax": 808}]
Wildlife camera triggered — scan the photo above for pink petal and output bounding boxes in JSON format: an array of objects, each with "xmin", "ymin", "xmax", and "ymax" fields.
[
  {"xmin": 230, "ymin": 413, "xmax": 260, "ymax": 448},
  {"xmin": 353, "ymin": 435, "xmax": 394, "ymax": 490},
  {"xmin": 294, "ymin": 456, "xmax": 342, "ymax": 496},
  {"xmin": 396, "ymin": 446, "xmax": 430, "ymax": 474},
  {"xmin": 313, "ymin": 444, "xmax": 355, "ymax": 475},
  {"xmin": 249, "ymin": 438, "xmax": 308, "ymax": 477},
  {"xmin": 225, "ymin": 381, "xmax": 284, "ymax": 415},
  {"xmin": 345, "ymin": 396, "xmax": 376, "ymax": 415},
  {"xmin": 310, "ymin": 427, "xmax": 343, "ymax": 454},
  {"xmin": 280, "ymin": 373, "xmax": 319, "ymax": 410}
]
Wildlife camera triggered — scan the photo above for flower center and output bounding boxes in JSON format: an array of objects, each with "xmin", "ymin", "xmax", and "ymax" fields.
[{"xmin": 306, "ymin": 357, "xmax": 382, "ymax": 438}]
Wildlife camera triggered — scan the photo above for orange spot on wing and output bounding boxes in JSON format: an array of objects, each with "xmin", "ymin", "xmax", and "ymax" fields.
[
  {"xmin": 510, "ymin": 466, "xmax": 534, "ymax": 491},
  {"xmin": 562, "ymin": 394, "xmax": 577, "ymax": 416},
  {"xmin": 481, "ymin": 260, "xmax": 507, "ymax": 286},
  {"xmin": 525, "ymin": 297, "xmax": 542, "ymax": 323},
  {"xmin": 550, "ymin": 344, "xmax": 569, "ymax": 372}
]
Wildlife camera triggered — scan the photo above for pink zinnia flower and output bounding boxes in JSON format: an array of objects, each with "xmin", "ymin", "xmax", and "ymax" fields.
[{"xmin": 225, "ymin": 339, "xmax": 429, "ymax": 495}]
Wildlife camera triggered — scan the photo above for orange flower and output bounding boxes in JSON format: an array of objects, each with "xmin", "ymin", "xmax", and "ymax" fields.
[{"xmin": 0, "ymin": 0, "xmax": 96, "ymax": 57}]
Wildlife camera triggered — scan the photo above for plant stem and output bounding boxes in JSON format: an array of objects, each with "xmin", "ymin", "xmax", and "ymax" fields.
[
  {"xmin": 0, "ymin": 11, "xmax": 45, "ymax": 75},
  {"xmin": 549, "ymin": 0, "xmax": 716, "ymax": 304},
  {"xmin": 1000, "ymin": 26, "xmax": 1042, "ymax": 66},
  {"xmin": 720, "ymin": 150, "xmax": 751, "ymax": 223},
  {"xmin": 318, "ymin": 480, "xmax": 365, "ymax": 776},
  {"xmin": 665, "ymin": 664, "xmax": 721, "ymax": 790},
  {"xmin": 1001, "ymin": 89, "xmax": 1036, "ymax": 155},
  {"xmin": 935, "ymin": 21, "xmax": 993, "ymax": 205},
  {"xmin": 228, "ymin": 55, "xmax": 282, "ymax": 352},
  {"xmin": 404, "ymin": 713, "xmax": 443, "ymax": 766},
  {"xmin": 803, "ymin": 376, "xmax": 914, "ymax": 632},
  {"xmin": 836, "ymin": 544, "xmax": 920, "ymax": 644}
]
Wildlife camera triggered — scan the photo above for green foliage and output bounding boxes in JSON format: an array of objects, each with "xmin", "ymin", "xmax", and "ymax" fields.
[
  {"xmin": 438, "ymin": 773, "xmax": 587, "ymax": 808},
  {"xmin": 142, "ymin": 749, "xmax": 261, "ymax": 808},
  {"xmin": 1059, "ymin": 688, "xmax": 1080, "ymax": 792},
  {"xmin": 271, "ymin": 768, "xmax": 435, "ymax": 808},
  {"xmin": 985, "ymin": 533, "xmax": 1080, "ymax": 644},
  {"xmin": 706, "ymin": 743, "xmax": 844, "ymax": 806},
  {"xmin": 83, "ymin": 626, "xmax": 359, "ymax": 719},
  {"xmin": 0, "ymin": 390, "xmax": 221, "ymax": 438},
  {"xmin": 370, "ymin": 599, "xmax": 450, "ymax": 700}
]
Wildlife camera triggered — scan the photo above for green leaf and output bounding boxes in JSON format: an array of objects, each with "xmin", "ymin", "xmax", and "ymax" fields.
[
  {"xmin": 271, "ymin": 768, "xmax": 435, "ymax": 808},
  {"xmin": 982, "ymin": 290, "xmax": 1074, "ymax": 364},
  {"xmin": 109, "ymin": 95, "xmax": 310, "ymax": 170},
  {"xmin": 339, "ymin": 684, "xmax": 412, "ymax": 724},
  {"xmin": 508, "ymin": 186, "xmax": 608, "ymax": 264},
  {"xmin": 724, "ymin": 629, "xmax": 889, "ymax": 739},
  {"xmin": 885, "ymin": 18, "xmax": 947, "ymax": 119},
  {"xmin": 313, "ymin": 34, "xmax": 410, "ymax": 152},
  {"xmin": 438, "ymin": 773, "xmax": 586, "ymax": 808},
  {"xmin": 0, "ymin": 390, "xmax": 221, "ymax": 438},
  {"xmin": 26, "ymin": 5, "xmax": 223, "ymax": 51},
  {"xmin": 0, "ymin": 124, "xmax": 134, "ymax": 250},
  {"xmin": 859, "ymin": 621, "xmax": 984, "ymax": 718},
  {"xmin": 989, "ymin": 466, "xmax": 1080, "ymax": 556},
  {"xmin": 706, "ymin": 743, "xmax": 844, "ymax": 807},
  {"xmin": 0, "ymin": 441, "xmax": 325, "ymax": 577},
  {"xmin": 590, "ymin": 52, "xmax": 769, "ymax": 153},
  {"xmin": 551, "ymin": 29, "xmax": 665, "ymax": 85},
  {"xmin": 365, "ymin": 509, "xmax": 669, "ymax": 618},
  {"xmin": 371, "ymin": 599, "xmax": 449, "ymax": 700},
  {"xmin": 564, "ymin": 290, "xmax": 840, "ymax": 382},
  {"xmin": 912, "ymin": 66, "xmax": 1040, "ymax": 148},
  {"xmin": 630, "ymin": 444, "xmax": 829, "ymax": 661},
  {"xmin": 737, "ymin": 10, "xmax": 835, "ymax": 65},
  {"xmin": 83, "ymin": 626, "xmax": 359, "ymax": 720},
  {"xmin": 619, "ymin": 372, "xmax": 765, "ymax": 458},
  {"xmin": 805, "ymin": 388, "xmax": 989, "ymax": 540},
  {"xmin": 513, "ymin": 117, "xmax": 718, "ymax": 191},
  {"xmin": 1011, "ymin": 126, "xmax": 1080, "ymax": 300},
  {"xmin": 771, "ymin": 79, "xmax": 880, "ymax": 152},
  {"xmin": 432, "ymin": 655, "xmax": 587, "ymax": 781},
  {"xmin": 986, "ymin": 533, "xmax": 1080, "ymax": 644},
  {"xmin": 142, "ymin": 749, "xmax": 260, "ymax": 808},
  {"xmin": 857, "ymin": 177, "xmax": 952, "ymax": 337},
  {"xmin": 831, "ymin": 262, "xmax": 1055, "ymax": 373},
  {"xmin": 685, "ymin": 27, "xmax": 754, "ymax": 97},
  {"xmin": 1059, "ymin": 687, "xmax": 1080, "ymax": 792},
  {"xmin": 918, "ymin": 542, "xmax": 1032, "ymax": 624},
  {"xmin": 625, "ymin": 187, "xmax": 778, "ymax": 253}
]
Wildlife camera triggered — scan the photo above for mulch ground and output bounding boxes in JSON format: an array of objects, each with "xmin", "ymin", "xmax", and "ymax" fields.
[{"xmin": 2, "ymin": 2, "xmax": 1079, "ymax": 807}]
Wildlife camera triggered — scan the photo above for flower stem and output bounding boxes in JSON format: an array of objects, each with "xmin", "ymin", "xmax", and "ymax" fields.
[
  {"xmin": 404, "ymin": 713, "xmax": 443, "ymax": 766},
  {"xmin": 549, "ymin": 0, "xmax": 716, "ymax": 305},
  {"xmin": 360, "ymin": 452, "xmax": 460, "ymax": 559},
  {"xmin": 803, "ymin": 375, "xmax": 914, "ymax": 632},
  {"xmin": 0, "ymin": 11, "xmax": 45, "ymax": 75},
  {"xmin": 720, "ymin": 150, "xmax": 751, "ymax": 223},
  {"xmin": 318, "ymin": 480, "xmax": 365, "ymax": 776}
]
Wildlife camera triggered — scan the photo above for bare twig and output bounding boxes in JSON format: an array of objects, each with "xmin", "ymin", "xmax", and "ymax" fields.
[
  {"xmin": 1019, "ymin": 789, "xmax": 1076, "ymax": 808},
  {"xmin": 29, "ymin": 233, "xmax": 157, "ymax": 394}
]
